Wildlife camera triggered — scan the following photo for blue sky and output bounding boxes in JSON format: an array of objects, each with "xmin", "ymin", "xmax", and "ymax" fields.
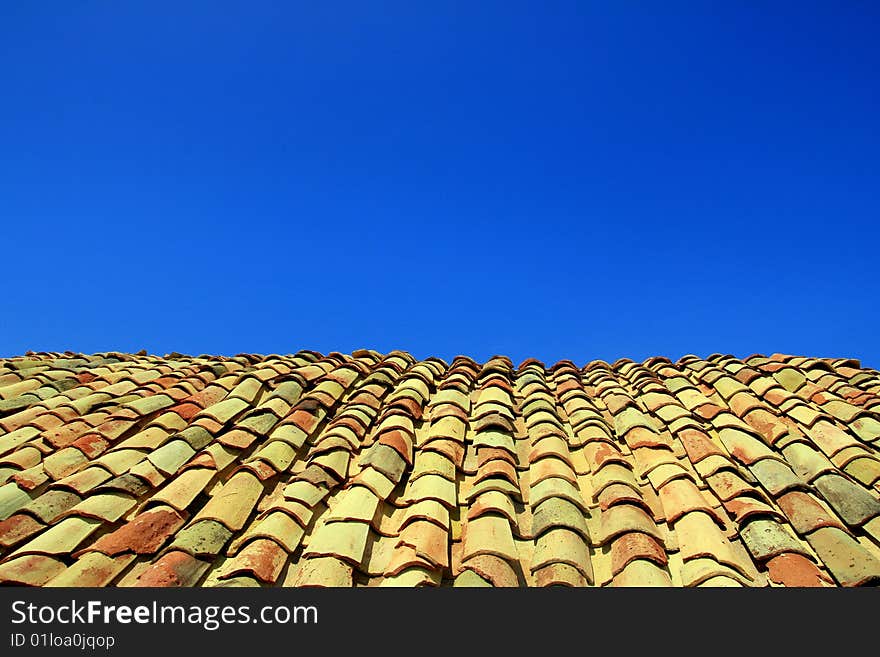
[{"xmin": 1, "ymin": 2, "xmax": 878, "ymax": 368}]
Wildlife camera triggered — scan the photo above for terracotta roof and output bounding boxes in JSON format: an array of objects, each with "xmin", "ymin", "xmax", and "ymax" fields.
[{"xmin": 1, "ymin": 349, "xmax": 880, "ymax": 587}]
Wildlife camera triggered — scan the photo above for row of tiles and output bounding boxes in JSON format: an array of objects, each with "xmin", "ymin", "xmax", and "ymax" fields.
[{"xmin": 0, "ymin": 350, "xmax": 879, "ymax": 586}]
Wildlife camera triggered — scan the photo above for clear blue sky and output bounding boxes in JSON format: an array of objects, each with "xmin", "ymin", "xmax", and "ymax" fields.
[{"xmin": 1, "ymin": 2, "xmax": 878, "ymax": 368}]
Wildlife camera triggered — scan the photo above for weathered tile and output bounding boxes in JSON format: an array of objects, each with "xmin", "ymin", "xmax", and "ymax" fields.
[
  {"xmin": 694, "ymin": 454, "xmax": 734, "ymax": 479},
  {"xmin": 92, "ymin": 473, "xmax": 147, "ymax": 499},
  {"xmin": 0, "ymin": 482, "xmax": 32, "ymax": 520},
  {"xmin": 289, "ymin": 556, "xmax": 354, "ymax": 587},
  {"xmin": 530, "ymin": 528, "xmax": 593, "ymax": 582},
  {"xmin": 295, "ymin": 464, "xmax": 336, "ymax": 488},
  {"xmin": 851, "ymin": 415, "xmax": 880, "ymax": 443},
  {"xmin": 0, "ymin": 445, "xmax": 42, "ymax": 470},
  {"xmin": 531, "ymin": 497, "xmax": 590, "ymax": 540},
  {"xmin": 426, "ymin": 416, "xmax": 467, "ymax": 444},
  {"xmin": 359, "ymin": 531, "xmax": 394, "ymax": 575},
  {"xmin": 723, "ymin": 495, "xmax": 783, "ymax": 525},
  {"xmin": 624, "ymin": 426, "xmax": 673, "ymax": 450},
  {"xmin": 87, "ymin": 507, "xmax": 186, "ymax": 556},
  {"xmin": 467, "ymin": 490, "xmax": 517, "ymax": 524},
  {"xmin": 674, "ymin": 511, "xmax": 753, "ymax": 579},
  {"xmin": 657, "ymin": 478, "xmax": 724, "ymax": 525},
  {"xmin": 740, "ymin": 518, "xmax": 810, "ymax": 561},
  {"xmin": 863, "ymin": 516, "xmax": 880, "ymax": 543},
  {"xmin": 610, "ymin": 532, "xmax": 667, "ymax": 575},
  {"xmin": 459, "ymin": 554, "xmax": 520, "ymax": 587},
  {"xmin": 473, "ymin": 430, "xmax": 516, "ymax": 454},
  {"xmin": 582, "ymin": 441, "xmax": 628, "ymax": 470},
  {"xmin": 217, "ymin": 539, "xmax": 287, "ymax": 584},
  {"xmin": 147, "ymin": 439, "xmax": 196, "ymax": 475},
  {"xmin": 808, "ymin": 420, "xmax": 861, "ymax": 457},
  {"xmin": 829, "ymin": 445, "xmax": 873, "ymax": 469},
  {"xmin": 421, "ymin": 439, "xmax": 465, "ymax": 467},
  {"xmin": 43, "ymin": 446, "xmax": 89, "ymax": 479},
  {"xmin": 591, "ymin": 463, "xmax": 640, "ymax": 499},
  {"xmin": 148, "ymin": 467, "xmax": 215, "ymax": 511},
  {"xmin": 411, "ymin": 451, "xmax": 455, "ymax": 483},
  {"xmin": 64, "ymin": 492, "xmax": 136, "ymax": 522},
  {"xmin": 129, "ymin": 459, "xmax": 166, "ymax": 487},
  {"xmin": 52, "ymin": 466, "xmax": 113, "ymax": 495},
  {"xmin": 705, "ymin": 470, "xmax": 757, "ymax": 502},
  {"xmin": 93, "ymin": 449, "xmax": 147, "ymax": 476},
  {"xmin": 805, "ymin": 527, "xmax": 880, "ymax": 586},
  {"xmin": 311, "ymin": 449, "xmax": 351, "ymax": 480},
  {"xmin": 11, "ymin": 465, "xmax": 49, "ymax": 491},
  {"xmin": 777, "ymin": 491, "xmax": 847, "ymax": 534},
  {"xmin": 680, "ymin": 557, "xmax": 756, "ymax": 587},
  {"xmin": 0, "ymin": 427, "xmax": 41, "ymax": 458},
  {"xmin": 473, "ymin": 413, "xmax": 516, "ymax": 433},
  {"xmin": 359, "ymin": 444, "xmax": 407, "ymax": 483},
  {"xmin": 115, "ymin": 426, "xmax": 172, "ymax": 451},
  {"xmin": 813, "ymin": 473, "xmax": 880, "ymax": 526},
  {"xmin": 574, "ymin": 423, "xmax": 615, "ymax": 445},
  {"xmin": 597, "ymin": 483, "xmax": 649, "ymax": 512},
  {"xmin": 267, "ymin": 423, "xmax": 308, "ymax": 449},
  {"xmin": 378, "ymin": 565, "xmax": 442, "ymax": 587},
  {"xmin": 47, "ymin": 552, "xmax": 136, "ymax": 587},
  {"xmin": 377, "ymin": 429, "xmax": 414, "ymax": 465},
  {"xmin": 11, "ymin": 516, "xmax": 101, "ymax": 557},
  {"xmin": 599, "ymin": 504, "xmax": 664, "ymax": 546},
  {"xmin": 765, "ymin": 553, "xmax": 833, "ymax": 587},
  {"xmin": 461, "ymin": 514, "xmax": 518, "ymax": 561},
  {"xmin": 613, "ymin": 559, "xmax": 672, "ymax": 587},
  {"xmin": 781, "ymin": 442, "xmax": 837, "ymax": 482},
  {"xmin": 351, "ymin": 467, "xmax": 397, "ymax": 499},
  {"xmin": 476, "ymin": 446, "xmax": 517, "ymax": 468},
  {"xmin": 530, "ymin": 477, "xmax": 587, "ymax": 510},
  {"xmin": 192, "ymin": 471, "xmax": 264, "ymax": 530},
  {"xmin": 0, "ymin": 554, "xmax": 67, "ymax": 585},
  {"xmin": 0, "ymin": 512, "xmax": 45, "ymax": 548},
  {"xmin": 631, "ymin": 446, "xmax": 681, "ymax": 479},
  {"xmin": 326, "ymin": 486, "xmax": 380, "ymax": 524},
  {"xmin": 717, "ymin": 427, "xmax": 775, "ymax": 465},
  {"xmin": 475, "ymin": 459, "xmax": 519, "ymax": 485},
  {"xmin": 134, "ymin": 550, "xmax": 210, "ymax": 587},
  {"xmin": 167, "ymin": 520, "xmax": 233, "ymax": 557},
  {"xmin": 454, "ymin": 569, "xmax": 493, "ymax": 587},
  {"xmin": 843, "ymin": 457, "xmax": 880, "ymax": 486},
  {"xmin": 210, "ymin": 574, "xmax": 263, "ymax": 588},
  {"xmin": 229, "ymin": 511, "xmax": 305, "ymax": 554},
  {"xmin": 20, "ymin": 490, "xmax": 81, "ymax": 524},
  {"xmin": 528, "ymin": 436, "xmax": 572, "ymax": 465},
  {"xmin": 404, "ymin": 474, "xmax": 457, "ymax": 508},
  {"xmin": 749, "ymin": 457, "xmax": 805, "ymax": 496},
  {"xmin": 646, "ymin": 463, "xmax": 693, "ymax": 489},
  {"xmin": 283, "ymin": 481, "xmax": 328, "ymax": 507},
  {"xmin": 699, "ymin": 575, "xmax": 743, "ymax": 586},
  {"xmin": 303, "ymin": 520, "xmax": 371, "ymax": 565},
  {"xmin": 534, "ymin": 562, "xmax": 589, "ymax": 587},
  {"xmin": 613, "ymin": 407, "xmax": 657, "ymax": 436},
  {"xmin": 401, "ymin": 499, "xmax": 450, "ymax": 529},
  {"xmin": 383, "ymin": 543, "xmax": 433, "ymax": 576},
  {"xmin": 397, "ymin": 520, "xmax": 448, "ymax": 568},
  {"xmin": 200, "ymin": 397, "xmax": 250, "ymax": 424}
]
